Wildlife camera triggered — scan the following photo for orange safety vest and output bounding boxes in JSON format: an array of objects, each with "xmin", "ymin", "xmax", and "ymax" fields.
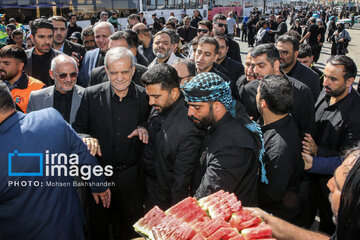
[{"xmin": 11, "ymin": 76, "xmax": 45, "ymax": 113}]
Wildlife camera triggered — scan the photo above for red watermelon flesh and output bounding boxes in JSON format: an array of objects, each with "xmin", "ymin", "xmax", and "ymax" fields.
[
  {"xmin": 199, "ymin": 191, "xmax": 230, "ymax": 211},
  {"xmin": 208, "ymin": 193, "xmax": 239, "ymax": 221},
  {"xmin": 207, "ymin": 227, "xmax": 240, "ymax": 240},
  {"xmin": 167, "ymin": 221, "xmax": 197, "ymax": 240},
  {"xmin": 152, "ymin": 215, "xmax": 180, "ymax": 239},
  {"xmin": 191, "ymin": 216, "xmax": 212, "ymax": 232},
  {"xmin": 230, "ymin": 201, "xmax": 242, "ymax": 212},
  {"xmin": 191, "ymin": 233, "xmax": 207, "ymax": 240},
  {"xmin": 133, "ymin": 206, "xmax": 166, "ymax": 238},
  {"xmin": 198, "ymin": 190, "xmax": 225, "ymax": 207},
  {"xmin": 166, "ymin": 197, "xmax": 197, "ymax": 216},
  {"xmin": 241, "ymin": 223, "xmax": 272, "ymax": 239},
  {"xmin": 238, "ymin": 216, "xmax": 263, "ymax": 231},
  {"xmin": 180, "ymin": 207, "xmax": 208, "ymax": 224},
  {"xmin": 197, "ymin": 218, "xmax": 230, "ymax": 238},
  {"xmin": 172, "ymin": 201, "xmax": 203, "ymax": 219},
  {"xmin": 228, "ymin": 235, "xmax": 245, "ymax": 240},
  {"xmin": 229, "ymin": 208, "xmax": 256, "ymax": 230}
]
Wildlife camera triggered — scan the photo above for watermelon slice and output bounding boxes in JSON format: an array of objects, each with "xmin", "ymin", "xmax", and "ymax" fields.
[
  {"xmin": 229, "ymin": 208, "xmax": 255, "ymax": 230},
  {"xmin": 152, "ymin": 215, "xmax": 182, "ymax": 239},
  {"xmin": 166, "ymin": 197, "xmax": 197, "ymax": 216},
  {"xmin": 207, "ymin": 227, "xmax": 240, "ymax": 240},
  {"xmin": 191, "ymin": 233, "xmax": 206, "ymax": 240},
  {"xmin": 237, "ymin": 216, "xmax": 263, "ymax": 230},
  {"xmin": 197, "ymin": 218, "xmax": 230, "ymax": 238},
  {"xmin": 198, "ymin": 190, "xmax": 225, "ymax": 207},
  {"xmin": 167, "ymin": 221, "xmax": 197, "ymax": 239},
  {"xmin": 228, "ymin": 235, "xmax": 245, "ymax": 240},
  {"xmin": 133, "ymin": 206, "xmax": 166, "ymax": 239},
  {"xmin": 241, "ymin": 224, "xmax": 273, "ymax": 240}
]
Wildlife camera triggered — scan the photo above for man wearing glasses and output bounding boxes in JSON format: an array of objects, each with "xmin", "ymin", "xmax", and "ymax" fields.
[
  {"xmin": 212, "ymin": 14, "xmax": 241, "ymax": 63},
  {"xmin": 27, "ymin": 54, "xmax": 83, "ymax": 125},
  {"xmin": 132, "ymin": 23, "xmax": 156, "ymax": 63},
  {"xmin": 197, "ymin": 20, "xmax": 212, "ymax": 37}
]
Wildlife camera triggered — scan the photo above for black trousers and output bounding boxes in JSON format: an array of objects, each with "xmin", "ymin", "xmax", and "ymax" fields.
[
  {"xmin": 299, "ymin": 173, "xmax": 336, "ymax": 236},
  {"xmin": 87, "ymin": 164, "xmax": 144, "ymax": 240}
]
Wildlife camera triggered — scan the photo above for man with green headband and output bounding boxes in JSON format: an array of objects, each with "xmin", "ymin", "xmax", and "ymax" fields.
[{"xmin": 183, "ymin": 72, "xmax": 261, "ymax": 206}]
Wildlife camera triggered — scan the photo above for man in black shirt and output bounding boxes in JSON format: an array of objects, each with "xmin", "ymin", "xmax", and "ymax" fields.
[
  {"xmin": 276, "ymin": 34, "xmax": 320, "ymax": 101},
  {"xmin": 177, "ymin": 16, "xmax": 197, "ymax": 44},
  {"xmin": 132, "ymin": 23, "xmax": 156, "ymax": 63},
  {"xmin": 300, "ymin": 17, "xmax": 319, "ymax": 57},
  {"xmin": 269, "ymin": 15, "xmax": 287, "ymax": 41},
  {"xmin": 66, "ymin": 13, "xmax": 83, "ymax": 39},
  {"xmin": 256, "ymin": 74, "xmax": 304, "ymax": 224},
  {"xmin": 73, "ymin": 47, "xmax": 150, "ymax": 239},
  {"xmin": 239, "ymin": 44, "xmax": 315, "ymax": 138},
  {"xmin": 236, "ymin": 51, "xmax": 256, "ymax": 92},
  {"xmin": 183, "ymin": 72, "xmax": 259, "ymax": 206},
  {"xmin": 24, "ymin": 18, "xmax": 62, "ymax": 86},
  {"xmin": 194, "ymin": 36, "xmax": 239, "ymax": 100},
  {"xmin": 214, "ymin": 35, "xmax": 244, "ymax": 83},
  {"xmin": 212, "ymin": 14, "xmax": 241, "ymax": 63},
  {"xmin": 301, "ymin": 55, "xmax": 360, "ymax": 235},
  {"xmin": 140, "ymin": 64, "xmax": 203, "ymax": 211}
]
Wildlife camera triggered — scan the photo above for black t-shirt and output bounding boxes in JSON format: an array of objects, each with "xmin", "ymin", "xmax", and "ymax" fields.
[{"xmin": 308, "ymin": 24, "xmax": 319, "ymax": 45}]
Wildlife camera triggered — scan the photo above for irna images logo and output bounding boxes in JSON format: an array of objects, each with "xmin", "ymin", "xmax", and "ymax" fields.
[{"xmin": 8, "ymin": 150, "xmax": 113, "ymax": 180}]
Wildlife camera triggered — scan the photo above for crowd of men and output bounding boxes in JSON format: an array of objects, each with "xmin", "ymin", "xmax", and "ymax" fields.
[{"xmin": 1, "ymin": 5, "xmax": 360, "ymax": 240}]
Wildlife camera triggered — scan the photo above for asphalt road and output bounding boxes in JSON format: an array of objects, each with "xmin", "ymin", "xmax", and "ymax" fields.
[{"xmin": 233, "ymin": 28, "xmax": 360, "ymax": 90}]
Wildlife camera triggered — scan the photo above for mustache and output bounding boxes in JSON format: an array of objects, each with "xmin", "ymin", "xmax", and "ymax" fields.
[{"xmin": 189, "ymin": 115, "xmax": 201, "ymax": 122}]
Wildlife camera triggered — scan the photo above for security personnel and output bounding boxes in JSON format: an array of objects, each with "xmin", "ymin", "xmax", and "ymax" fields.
[{"xmin": 0, "ymin": 45, "xmax": 44, "ymax": 113}]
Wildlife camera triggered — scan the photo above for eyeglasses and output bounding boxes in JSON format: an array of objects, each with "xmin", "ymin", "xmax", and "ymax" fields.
[
  {"xmin": 278, "ymin": 50, "xmax": 291, "ymax": 56},
  {"xmin": 54, "ymin": 72, "xmax": 78, "ymax": 79},
  {"xmin": 197, "ymin": 29, "xmax": 208, "ymax": 33},
  {"xmin": 216, "ymin": 23, "xmax": 226, "ymax": 27}
]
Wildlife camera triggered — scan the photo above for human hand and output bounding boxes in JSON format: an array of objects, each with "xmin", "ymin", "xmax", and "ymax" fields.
[
  {"xmin": 128, "ymin": 127, "xmax": 149, "ymax": 144},
  {"xmin": 82, "ymin": 137, "xmax": 102, "ymax": 156},
  {"xmin": 92, "ymin": 188, "xmax": 111, "ymax": 208},
  {"xmin": 302, "ymin": 133, "xmax": 318, "ymax": 156},
  {"xmin": 302, "ymin": 152, "xmax": 313, "ymax": 170}
]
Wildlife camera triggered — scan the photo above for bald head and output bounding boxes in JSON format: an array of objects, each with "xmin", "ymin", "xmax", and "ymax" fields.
[
  {"xmin": 50, "ymin": 54, "xmax": 78, "ymax": 93},
  {"xmin": 51, "ymin": 54, "xmax": 77, "ymax": 72}
]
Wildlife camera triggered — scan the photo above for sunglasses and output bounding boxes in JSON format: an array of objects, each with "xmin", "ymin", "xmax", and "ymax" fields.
[
  {"xmin": 216, "ymin": 23, "xmax": 226, "ymax": 27},
  {"xmin": 197, "ymin": 29, "xmax": 208, "ymax": 33},
  {"xmin": 54, "ymin": 72, "xmax": 78, "ymax": 79}
]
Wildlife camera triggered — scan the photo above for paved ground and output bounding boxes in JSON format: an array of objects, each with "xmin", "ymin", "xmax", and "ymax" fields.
[{"xmin": 233, "ymin": 27, "xmax": 360, "ymax": 90}]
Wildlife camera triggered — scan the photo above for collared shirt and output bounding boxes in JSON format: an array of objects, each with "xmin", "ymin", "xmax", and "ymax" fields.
[
  {"xmin": 53, "ymin": 88, "xmax": 73, "ymax": 123},
  {"xmin": 138, "ymin": 38, "xmax": 155, "ymax": 63},
  {"xmin": 59, "ymin": 43, "xmax": 65, "ymax": 53},
  {"xmin": 110, "ymin": 83, "xmax": 138, "ymax": 165},
  {"xmin": 314, "ymin": 88, "xmax": 360, "ymax": 157},
  {"xmin": 4, "ymin": 75, "xmax": 23, "ymax": 91}
]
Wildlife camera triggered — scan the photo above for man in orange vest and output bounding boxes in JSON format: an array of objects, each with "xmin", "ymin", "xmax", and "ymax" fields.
[{"xmin": 0, "ymin": 45, "xmax": 44, "ymax": 113}]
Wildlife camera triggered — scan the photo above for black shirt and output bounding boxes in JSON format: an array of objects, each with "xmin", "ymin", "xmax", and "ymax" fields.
[
  {"xmin": 314, "ymin": 89, "xmax": 360, "ymax": 158},
  {"xmin": 219, "ymin": 57, "xmax": 244, "ymax": 83},
  {"xmin": 95, "ymin": 51, "xmax": 106, "ymax": 68},
  {"xmin": 66, "ymin": 24, "xmax": 83, "ymax": 39},
  {"xmin": 138, "ymin": 38, "xmax": 156, "ymax": 63},
  {"xmin": 53, "ymin": 88, "xmax": 73, "ymax": 123},
  {"xmin": 111, "ymin": 83, "xmax": 139, "ymax": 165},
  {"xmin": 31, "ymin": 51, "xmax": 53, "ymax": 86},
  {"xmin": 307, "ymin": 24, "xmax": 319, "ymax": 45},
  {"xmin": 258, "ymin": 115, "xmax": 304, "ymax": 224}
]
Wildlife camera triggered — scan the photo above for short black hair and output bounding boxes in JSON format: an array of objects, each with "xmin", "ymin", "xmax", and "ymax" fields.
[
  {"xmin": 6, "ymin": 24, "xmax": 16, "ymax": 31},
  {"xmin": 327, "ymin": 55, "xmax": 357, "ymax": 80},
  {"xmin": 30, "ymin": 18, "xmax": 54, "ymax": 36},
  {"xmin": 213, "ymin": 14, "xmax": 226, "ymax": 22},
  {"xmin": 198, "ymin": 20, "xmax": 212, "ymax": 32},
  {"xmin": 127, "ymin": 14, "xmax": 140, "ymax": 23},
  {"xmin": 0, "ymin": 45, "xmax": 27, "ymax": 68},
  {"xmin": 11, "ymin": 29, "xmax": 24, "ymax": 38},
  {"xmin": 172, "ymin": 58, "xmax": 196, "ymax": 77},
  {"xmin": 109, "ymin": 30, "xmax": 139, "ymax": 48},
  {"xmin": 276, "ymin": 34, "xmax": 300, "ymax": 51},
  {"xmin": 81, "ymin": 25, "xmax": 94, "ymax": 41},
  {"xmin": 154, "ymin": 30, "xmax": 175, "ymax": 44},
  {"xmin": 164, "ymin": 29, "xmax": 179, "ymax": 44},
  {"xmin": 141, "ymin": 63, "xmax": 180, "ymax": 91},
  {"xmin": 165, "ymin": 21, "xmax": 176, "ymax": 29},
  {"xmin": 198, "ymin": 36, "xmax": 219, "ymax": 54},
  {"xmin": 284, "ymin": 30, "xmax": 301, "ymax": 41},
  {"xmin": 49, "ymin": 16, "xmax": 67, "ymax": 28},
  {"xmin": 68, "ymin": 13, "xmax": 77, "ymax": 19},
  {"xmin": 259, "ymin": 74, "xmax": 293, "ymax": 115},
  {"xmin": 298, "ymin": 44, "xmax": 313, "ymax": 58},
  {"xmin": 251, "ymin": 43, "xmax": 280, "ymax": 66},
  {"xmin": 0, "ymin": 81, "xmax": 15, "ymax": 113},
  {"xmin": 214, "ymin": 34, "xmax": 229, "ymax": 47}
]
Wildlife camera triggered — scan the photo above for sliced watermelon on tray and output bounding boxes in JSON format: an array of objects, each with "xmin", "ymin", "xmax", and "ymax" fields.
[
  {"xmin": 241, "ymin": 223, "xmax": 273, "ymax": 240},
  {"xmin": 133, "ymin": 206, "xmax": 166, "ymax": 239}
]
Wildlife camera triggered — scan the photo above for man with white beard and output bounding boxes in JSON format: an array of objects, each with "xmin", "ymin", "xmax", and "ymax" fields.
[{"xmin": 148, "ymin": 31, "xmax": 178, "ymax": 68}]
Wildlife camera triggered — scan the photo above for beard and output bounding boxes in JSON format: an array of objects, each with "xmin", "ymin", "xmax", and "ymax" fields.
[
  {"xmin": 154, "ymin": 48, "xmax": 171, "ymax": 59},
  {"xmin": 189, "ymin": 105, "xmax": 216, "ymax": 130},
  {"xmin": 324, "ymin": 84, "xmax": 347, "ymax": 97},
  {"xmin": 0, "ymin": 69, "xmax": 17, "ymax": 81},
  {"xmin": 154, "ymin": 97, "xmax": 174, "ymax": 114},
  {"xmin": 280, "ymin": 54, "xmax": 295, "ymax": 69}
]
